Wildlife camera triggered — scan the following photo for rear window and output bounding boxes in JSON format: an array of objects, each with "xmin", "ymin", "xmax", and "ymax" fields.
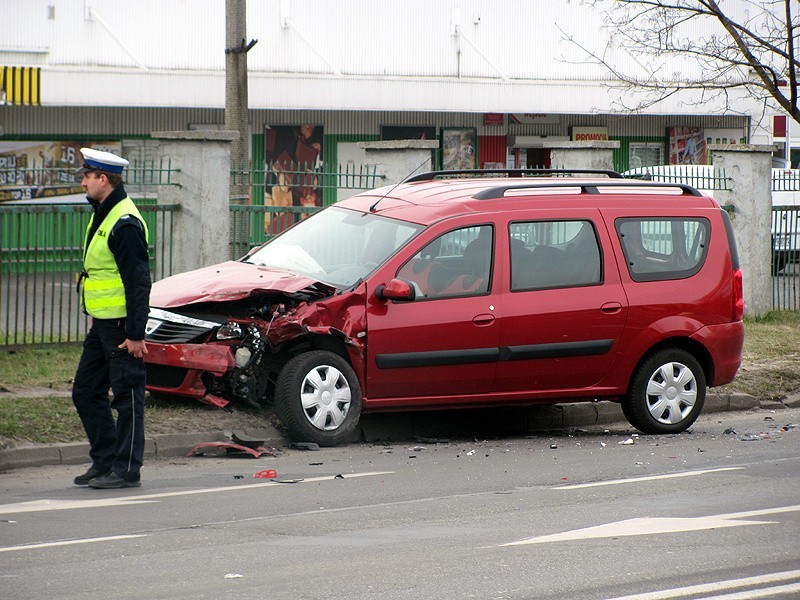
[
  {"xmin": 509, "ymin": 220, "xmax": 601, "ymax": 290},
  {"xmin": 616, "ymin": 217, "xmax": 710, "ymax": 282}
]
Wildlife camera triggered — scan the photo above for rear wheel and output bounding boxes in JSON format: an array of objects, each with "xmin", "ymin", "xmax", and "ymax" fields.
[
  {"xmin": 274, "ymin": 350, "xmax": 362, "ymax": 446},
  {"xmin": 622, "ymin": 349, "xmax": 706, "ymax": 434}
]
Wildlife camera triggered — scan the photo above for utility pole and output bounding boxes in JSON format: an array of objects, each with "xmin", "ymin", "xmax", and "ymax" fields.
[{"xmin": 225, "ymin": 0, "xmax": 256, "ymax": 204}]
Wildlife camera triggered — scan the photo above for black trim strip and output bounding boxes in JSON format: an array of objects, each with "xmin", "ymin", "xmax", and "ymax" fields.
[{"xmin": 376, "ymin": 339, "xmax": 613, "ymax": 369}]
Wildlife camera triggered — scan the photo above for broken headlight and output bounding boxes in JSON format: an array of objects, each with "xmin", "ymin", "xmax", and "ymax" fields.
[{"xmin": 216, "ymin": 322, "xmax": 244, "ymax": 340}]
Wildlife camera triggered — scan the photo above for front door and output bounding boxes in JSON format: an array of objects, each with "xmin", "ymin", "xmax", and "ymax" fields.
[{"xmin": 365, "ymin": 223, "xmax": 500, "ymax": 403}]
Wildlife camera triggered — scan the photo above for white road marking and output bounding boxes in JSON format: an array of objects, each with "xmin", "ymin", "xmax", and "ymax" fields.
[
  {"xmin": 0, "ymin": 534, "xmax": 146, "ymax": 553},
  {"xmin": 0, "ymin": 471, "xmax": 393, "ymax": 515},
  {"xmin": 606, "ymin": 569, "xmax": 800, "ymax": 600},
  {"xmin": 552, "ymin": 467, "xmax": 743, "ymax": 489},
  {"xmin": 503, "ymin": 504, "xmax": 800, "ymax": 547}
]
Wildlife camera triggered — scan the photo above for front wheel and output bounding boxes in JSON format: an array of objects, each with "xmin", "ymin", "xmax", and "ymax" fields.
[
  {"xmin": 622, "ymin": 349, "xmax": 706, "ymax": 434},
  {"xmin": 274, "ymin": 350, "xmax": 362, "ymax": 446}
]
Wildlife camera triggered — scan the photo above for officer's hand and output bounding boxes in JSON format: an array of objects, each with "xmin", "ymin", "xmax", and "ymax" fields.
[{"xmin": 119, "ymin": 339, "xmax": 148, "ymax": 359}]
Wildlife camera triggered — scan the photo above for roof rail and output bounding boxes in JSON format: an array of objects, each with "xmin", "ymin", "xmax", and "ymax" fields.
[
  {"xmin": 403, "ymin": 168, "xmax": 624, "ymax": 183},
  {"xmin": 471, "ymin": 180, "xmax": 705, "ymax": 200}
]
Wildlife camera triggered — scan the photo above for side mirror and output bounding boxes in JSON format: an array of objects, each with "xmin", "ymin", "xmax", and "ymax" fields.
[{"xmin": 375, "ymin": 278, "xmax": 416, "ymax": 302}]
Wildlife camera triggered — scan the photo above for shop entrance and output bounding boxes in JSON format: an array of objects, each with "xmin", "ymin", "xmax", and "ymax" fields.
[{"xmin": 508, "ymin": 147, "xmax": 551, "ymax": 169}]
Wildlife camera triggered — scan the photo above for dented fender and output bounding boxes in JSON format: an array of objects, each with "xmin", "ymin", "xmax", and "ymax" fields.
[{"xmin": 262, "ymin": 285, "xmax": 368, "ymax": 382}]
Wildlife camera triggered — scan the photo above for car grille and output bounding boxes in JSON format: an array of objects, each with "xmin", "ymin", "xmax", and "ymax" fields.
[
  {"xmin": 145, "ymin": 321, "xmax": 213, "ymax": 343},
  {"xmin": 146, "ymin": 363, "xmax": 189, "ymax": 389}
]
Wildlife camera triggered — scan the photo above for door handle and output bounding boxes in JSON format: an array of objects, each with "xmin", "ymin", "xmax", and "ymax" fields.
[
  {"xmin": 472, "ymin": 313, "xmax": 495, "ymax": 326},
  {"xmin": 600, "ymin": 302, "xmax": 622, "ymax": 314}
]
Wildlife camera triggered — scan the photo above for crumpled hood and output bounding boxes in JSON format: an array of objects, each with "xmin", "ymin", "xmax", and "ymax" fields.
[{"xmin": 150, "ymin": 261, "xmax": 334, "ymax": 308}]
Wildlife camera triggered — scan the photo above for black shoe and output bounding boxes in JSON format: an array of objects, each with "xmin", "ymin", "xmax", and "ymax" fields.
[
  {"xmin": 73, "ymin": 466, "xmax": 111, "ymax": 486},
  {"xmin": 88, "ymin": 472, "xmax": 141, "ymax": 489}
]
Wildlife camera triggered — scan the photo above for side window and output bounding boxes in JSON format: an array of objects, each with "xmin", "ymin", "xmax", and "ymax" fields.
[
  {"xmin": 509, "ymin": 220, "xmax": 601, "ymax": 291},
  {"xmin": 396, "ymin": 225, "xmax": 492, "ymax": 300},
  {"xmin": 616, "ymin": 218, "xmax": 710, "ymax": 282}
]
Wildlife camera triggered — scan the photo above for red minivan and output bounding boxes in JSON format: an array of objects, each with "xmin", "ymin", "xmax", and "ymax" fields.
[{"xmin": 144, "ymin": 170, "xmax": 744, "ymax": 445}]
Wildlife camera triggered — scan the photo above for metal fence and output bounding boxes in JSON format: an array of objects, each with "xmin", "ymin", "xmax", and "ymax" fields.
[
  {"xmin": 0, "ymin": 203, "xmax": 177, "ymax": 347},
  {"xmin": 772, "ymin": 205, "xmax": 800, "ymax": 311},
  {"xmin": 3, "ymin": 163, "xmax": 799, "ymax": 347}
]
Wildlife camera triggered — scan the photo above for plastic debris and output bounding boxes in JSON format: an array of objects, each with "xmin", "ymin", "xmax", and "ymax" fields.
[
  {"xmin": 416, "ymin": 437, "xmax": 449, "ymax": 444},
  {"xmin": 782, "ymin": 423, "xmax": 798, "ymax": 431},
  {"xmin": 619, "ymin": 438, "xmax": 635, "ymax": 445},
  {"xmin": 290, "ymin": 442, "xmax": 320, "ymax": 451},
  {"xmin": 550, "ymin": 444, "xmax": 558, "ymax": 449},
  {"xmin": 740, "ymin": 434, "xmax": 761, "ymax": 441},
  {"xmin": 224, "ymin": 574, "xmax": 244, "ymax": 579},
  {"xmin": 253, "ymin": 469, "xmax": 278, "ymax": 479},
  {"xmin": 723, "ymin": 427, "xmax": 736, "ymax": 435},
  {"xmin": 187, "ymin": 432, "xmax": 273, "ymax": 459},
  {"xmin": 334, "ymin": 474, "xmax": 345, "ymax": 479},
  {"xmin": 466, "ymin": 449, "xmax": 476, "ymax": 456}
]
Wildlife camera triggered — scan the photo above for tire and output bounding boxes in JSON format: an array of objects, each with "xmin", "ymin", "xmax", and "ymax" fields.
[
  {"xmin": 274, "ymin": 350, "xmax": 362, "ymax": 446},
  {"xmin": 622, "ymin": 349, "xmax": 706, "ymax": 434}
]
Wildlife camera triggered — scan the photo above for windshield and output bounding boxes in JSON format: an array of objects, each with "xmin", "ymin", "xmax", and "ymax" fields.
[{"xmin": 244, "ymin": 207, "xmax": 423, "ymax": 288}]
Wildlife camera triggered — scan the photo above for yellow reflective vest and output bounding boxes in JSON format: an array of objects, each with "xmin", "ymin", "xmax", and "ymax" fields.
[{"xmin": 81, "ymin": 197, "xmax": 148, "ymax": 319}]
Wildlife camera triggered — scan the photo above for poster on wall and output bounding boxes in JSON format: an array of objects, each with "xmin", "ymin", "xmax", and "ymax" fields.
[
  {"xmin": 0, "ymin": 140, "xmax": 121, "ymax": 203},
  {"xmin": 263, "ymin": 125, "xmax": 324, "ymax": 233},
  {"xmin": 669, "ymin": 127, "xmax": 706, "ymax": 165},
  {"xmin": 441, "ymin": 128, "xmax": 477, "ymax": 171}
]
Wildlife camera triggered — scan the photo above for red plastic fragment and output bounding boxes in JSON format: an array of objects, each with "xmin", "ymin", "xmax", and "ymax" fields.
[
  {"xmin": 200, "ymin": 393, "xmax": 231, "ymax": 409},
  {"xmin": 253, "ymin": 469, "xmax": 278, "ymax": 479},
  {"xmin": 186, "ymin": 441, "xmax": 271, "ymax": 458}
]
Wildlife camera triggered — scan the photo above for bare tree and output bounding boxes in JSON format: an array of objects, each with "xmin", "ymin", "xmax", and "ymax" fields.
[{"xmin": 566, "ymin": 1, "xmax": 799, "ymax": 123}]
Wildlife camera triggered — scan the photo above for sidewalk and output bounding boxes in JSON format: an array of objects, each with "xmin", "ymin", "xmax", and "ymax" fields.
[{"xmin": 1, "ymin": 388, "xmax": 789, "ymax": 473}]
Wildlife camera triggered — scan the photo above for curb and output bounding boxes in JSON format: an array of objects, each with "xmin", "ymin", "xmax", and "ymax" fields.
[{"xmin": 0, "ymin": 391, "xmax": 765, "ymax": 473}]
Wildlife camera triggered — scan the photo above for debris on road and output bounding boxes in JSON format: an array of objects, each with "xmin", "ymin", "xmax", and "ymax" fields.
[
  {"xmin": 253, "ymin": 469, "xmax": 278, "ymax": 479},
  {"xmin": 187, "ymin": 432, "xmax": 274, "ymax": 458},
  {"xmin": 290, "ymin": 442, "xmax": 320, "ymax": 451}
]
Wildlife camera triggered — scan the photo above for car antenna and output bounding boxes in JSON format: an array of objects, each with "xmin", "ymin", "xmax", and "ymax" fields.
[{"xmin": 369, "ymin": 156, "xmax": 432, "ymax": 213}]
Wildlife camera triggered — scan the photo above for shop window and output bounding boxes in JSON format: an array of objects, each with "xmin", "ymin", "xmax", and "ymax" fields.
[{"xmin": 629, "ymin": 142, "xmax": 664, "ymax": 169}]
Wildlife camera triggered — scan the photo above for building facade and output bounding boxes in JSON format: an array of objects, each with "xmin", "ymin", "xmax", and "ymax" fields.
[{"xmin": 0, "ymin": 0, "xmax": 790, "ymax": 204}]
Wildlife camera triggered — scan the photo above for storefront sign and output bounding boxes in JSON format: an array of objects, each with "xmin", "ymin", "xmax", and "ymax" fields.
[
  {"xmin": 571, "ymin": 127, "xmax": 609, "ymax": 141},
  {"xmin": 483, "ymin": 113, "xmax": 504, "ymax": 126},
  {"xmin": 508, "ymin": 114, "xmax": 561, "ymax": 125}
]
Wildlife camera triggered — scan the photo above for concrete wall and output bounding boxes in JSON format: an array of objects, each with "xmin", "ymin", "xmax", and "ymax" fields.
[
  {"xmin": 544, "ymin": 140, "xmax": 620, "ymax": 172},
  {"xmin": 357, "ymin": 140, "xmax": 440, "ymax": 185},
  {"xmin": 152, "ymin": 130, "xmax": 238, "ymax": 276},
  {"xmin": 710, "ymin": 144, "xmax": 774, "ymax": 318}
]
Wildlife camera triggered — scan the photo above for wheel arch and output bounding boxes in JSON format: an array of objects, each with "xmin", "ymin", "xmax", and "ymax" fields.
[{"xmin": 627, "ymin": 336, "xmax": 713, "ymax": 396}]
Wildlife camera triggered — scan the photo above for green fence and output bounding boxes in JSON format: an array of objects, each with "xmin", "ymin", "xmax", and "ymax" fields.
[{"xmin": 0, "ymin": 203, "xmax": 177, "ymax": 347}]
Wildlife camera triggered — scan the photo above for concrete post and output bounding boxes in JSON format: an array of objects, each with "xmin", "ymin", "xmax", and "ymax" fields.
[
  {"xmin": 357, "ymin": 140, "xmax": 440, "ymax": 186},
  {"xmin": 151, "ymin": 130, "xmax": 239, "ymax": 276},
  {"xmin": 541, "ymin": 140, "xmax": 620, "ymax": 172},
  {"xmin": 709, "ymin": 144, "xmax": 774, "ymax": 318}
]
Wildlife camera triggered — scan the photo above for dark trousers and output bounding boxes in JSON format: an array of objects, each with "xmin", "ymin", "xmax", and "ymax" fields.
[{"xmin": 72, "ymin": 318, "xmax": 146, "ymax": 481}]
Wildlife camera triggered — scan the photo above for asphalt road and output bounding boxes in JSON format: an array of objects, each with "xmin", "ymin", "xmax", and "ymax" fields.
[{"xmin": 1, "ymin": 408, "xmax": 799, "ymax": 600}]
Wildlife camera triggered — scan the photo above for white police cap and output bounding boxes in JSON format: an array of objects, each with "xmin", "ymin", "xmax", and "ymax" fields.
[{"xmin": 76, "ymin": 147, "xmax": 129, "ymax": 175}]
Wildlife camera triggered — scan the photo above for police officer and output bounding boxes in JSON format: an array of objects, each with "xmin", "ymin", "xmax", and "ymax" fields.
[{"xmin": 72, "ymin": 148, "xmax": 151, "ymax": 489}]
